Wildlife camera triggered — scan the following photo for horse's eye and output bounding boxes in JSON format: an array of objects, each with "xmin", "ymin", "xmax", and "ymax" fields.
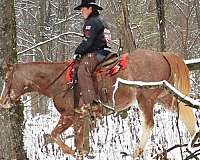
[{"xmin": 4, "ymin": 78, "xmax": 8, "ymax": 83}]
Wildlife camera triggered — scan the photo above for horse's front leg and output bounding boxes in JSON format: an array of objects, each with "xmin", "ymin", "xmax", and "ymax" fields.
[
  {"xmin": 51, "ymin": 115, "xmax": 75, "ymax": 155},
  {"xmin": 133, "ymin": 96, "xmax": 154, "ymax": 160}
]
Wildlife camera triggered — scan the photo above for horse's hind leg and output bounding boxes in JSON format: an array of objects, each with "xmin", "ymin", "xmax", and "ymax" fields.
[
  {"xmin": 133, "ymin": 95, "xmax": 155, "ymax": 159},
  {"xmin": 51, "ymin": 115, "xmax": 75, "ymax": 155}
]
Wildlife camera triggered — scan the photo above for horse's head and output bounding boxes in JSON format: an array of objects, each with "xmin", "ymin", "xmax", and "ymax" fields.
[{"xmin": 0, "ymin": 63, "xmax": 25, "ymax": 109}]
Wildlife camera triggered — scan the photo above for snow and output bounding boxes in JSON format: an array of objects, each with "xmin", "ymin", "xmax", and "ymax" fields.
[
  {"xmin": 21, "ymin": 77, "xmax": 200, "ymax": 160},
  {"xmin": 185, "ymin": 58, "xmax": 200, "ymax": 65},
  {"xmin": 23, "ymin": 99, "xmax": 198, "ymax": 160}
]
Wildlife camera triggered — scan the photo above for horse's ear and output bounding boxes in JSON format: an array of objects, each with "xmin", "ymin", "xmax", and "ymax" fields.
[{"xmin": 2, "ymin": 55, "xmax": 13, "ymax": 71}]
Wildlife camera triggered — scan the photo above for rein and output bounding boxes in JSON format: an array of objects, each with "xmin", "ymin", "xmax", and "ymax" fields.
[{"xmin": 45, "ymin": 61, "xmax": 75, "ymax": 90}]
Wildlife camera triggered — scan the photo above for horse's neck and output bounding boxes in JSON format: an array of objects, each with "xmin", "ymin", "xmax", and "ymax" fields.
[{"xmin": 19, "ymin": 62, "xmax": 68, "ymax": 97}]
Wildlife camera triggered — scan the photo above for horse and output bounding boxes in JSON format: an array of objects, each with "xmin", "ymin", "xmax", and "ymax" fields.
[{"xmin": 0, "ymin": 48, "xmax": 197, "ymax": 159}]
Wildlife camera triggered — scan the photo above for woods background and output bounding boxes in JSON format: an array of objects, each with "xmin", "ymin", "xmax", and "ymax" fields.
[{"xmin": 0, "ymin": 0, "xmax": 200, "ymax": 159}]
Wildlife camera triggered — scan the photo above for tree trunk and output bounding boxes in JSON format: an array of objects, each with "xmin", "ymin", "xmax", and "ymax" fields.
[
  {"xmin": 195, "ymin": 0, "xmax": 200, "ymax": 30},
  {"xmin": 30, "ymin": 0, "xmax": 49, "ymax": 116},
  {"xmin": 36, "ymin": 0, "xmax": 48, "ymax": 61},
  {"xmin": 156, "ymin": 0, "xmax": 166, "ymax": 51},
  {"xmin": 117, "ymin": 0, "xmax": 136, "ymax": 53},
  {"xmin": 57, "ymin": 0, "xmax": 70, "ymax": 61},
  {"xmin": 0, "ymin": 0, "xmax": 27, "ymax": 159}
]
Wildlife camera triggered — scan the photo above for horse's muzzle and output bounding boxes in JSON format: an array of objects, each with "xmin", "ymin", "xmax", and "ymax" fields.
[{"xmin": 0, "ymin": 96, "xmax": 12, "ymax": 109}]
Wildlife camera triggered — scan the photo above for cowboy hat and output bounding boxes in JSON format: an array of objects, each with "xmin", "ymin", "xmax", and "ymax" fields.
[{"xmin": 74, "ymin": 0, "xmax": 103, "ymax": 10}]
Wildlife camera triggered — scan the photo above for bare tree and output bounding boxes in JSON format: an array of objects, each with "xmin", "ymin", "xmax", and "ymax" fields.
[
  {"xmin": 116, "ymin": 0, "xmax": 136, "ymax": 52},
  {"xmin": 31, "ymin": 0, "xmax": 49, "ymax": 116},
  {"xmin": 0, "ymin": 0, "xmax": 26, "ymax": 159},
  {"xmin": 156, "ymin": 0, "xmax": 166, "ymax": 51},
  {"xmin": 3, "ymin": 0, "xmax": 199, "ymax": 159},
  {"xmin": 194, "ymin": 0, "xmax": 200, "ymax": 30}
]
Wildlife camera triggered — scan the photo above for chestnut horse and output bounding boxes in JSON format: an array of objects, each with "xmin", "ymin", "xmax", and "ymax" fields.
[{"xmin": 0, "ymin": 49, "xmax": 197, "ymax": 159}]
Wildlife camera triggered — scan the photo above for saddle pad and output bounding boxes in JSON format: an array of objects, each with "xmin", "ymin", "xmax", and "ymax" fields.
[{"xmin": 66, "ymin": 54, "xmax": 128, "ymax": 82}]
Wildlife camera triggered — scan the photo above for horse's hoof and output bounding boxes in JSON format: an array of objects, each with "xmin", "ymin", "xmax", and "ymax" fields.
[
  {"xmin": 74, "ymin": 150, "xmax": 84, "ymax": 160},
  {"xmin": 132, "ymin": 155, "xmax": 140, "ymax": 160},
  {"xmin": 80, "ymin": 149, "xmax": 89, "ymax": 155},
  {"xmin": 86, "ymin": 154, "xmax": 95, "ymax": 159},
  {"xmin": 133, "ymin": 148, "xmax": 143, "ymax": 160},
  {"xmin": 63, "ymin": 148, "xmax": 75, "ymax": 156},
  {"xmin": 75, "ymin": 155, "xmax": 83, "ymax": 160}
]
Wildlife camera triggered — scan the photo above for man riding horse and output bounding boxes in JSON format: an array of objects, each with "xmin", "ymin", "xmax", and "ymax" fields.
[{"xmin": 73, "ymin": 0, "xmax": 112, "ymax": 113}]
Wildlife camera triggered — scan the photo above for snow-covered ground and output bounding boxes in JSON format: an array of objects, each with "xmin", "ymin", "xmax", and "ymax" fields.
[{"xmin": 23, "ymin": 97, "xmax": 198, "ymax": 160}]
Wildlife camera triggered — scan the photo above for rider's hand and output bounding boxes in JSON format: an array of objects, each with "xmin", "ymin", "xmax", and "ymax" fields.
[{"xmin": 73, "ymin": 54, "xmax": 81, "ymax": 61}]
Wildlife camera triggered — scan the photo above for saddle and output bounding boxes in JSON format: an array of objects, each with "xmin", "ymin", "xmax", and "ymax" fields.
[
  {"xmin": 96, "ymin": 53, "xmax": 119, "ymax": 69},
  {"xmin": 66, "ymin": 53, "xmax": 128, "ymax": 113},
  {"xmin": 66, "ymin": 53, "xmax": 128, "ymax": 82},
  {"xmin": 95, "ymin": 53, "xmax": 127, "ymax": 76}
]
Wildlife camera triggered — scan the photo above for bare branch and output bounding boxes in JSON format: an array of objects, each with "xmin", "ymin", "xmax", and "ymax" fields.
[
  {"xmin": 113, "ymin": 78, "xmax": 200, "ymax": 109},
  {"xmin": 17, "ymin": 32, "xmax": 83, "ymax": 55}
]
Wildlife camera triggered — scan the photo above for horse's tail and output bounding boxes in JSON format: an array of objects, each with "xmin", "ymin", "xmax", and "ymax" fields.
[
  {"xmin": 163, "ymin": 53, "xmax": 196, "ymax": 136},
  {"xmin": 163, "ymin": 53, "xmax": 189, "ymax": 95}
]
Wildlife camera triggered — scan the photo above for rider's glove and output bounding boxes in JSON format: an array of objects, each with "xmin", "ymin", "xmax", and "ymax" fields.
[{"xmin": 73, "ymin": 54, "xmax": 81, "ymax": 61}]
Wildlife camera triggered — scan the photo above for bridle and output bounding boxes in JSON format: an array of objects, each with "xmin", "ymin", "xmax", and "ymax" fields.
[{"xmin": 1, "ymin": 65, "xmax": 15, "ymax": 105}]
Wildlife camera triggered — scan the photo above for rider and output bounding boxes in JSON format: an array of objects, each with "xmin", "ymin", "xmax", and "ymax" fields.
[{"xmin": 73, "ymin": 0, "xmax": 112, "ymax": 113}]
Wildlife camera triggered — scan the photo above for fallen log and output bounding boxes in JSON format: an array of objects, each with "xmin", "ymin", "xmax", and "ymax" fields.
[
  {"xmin": 185, "ymin": 58, "xmax": 200, "ymax": 71},
  {"xmin": 113, "ymin": 78, "xmax": 200, "ymax": 109}
]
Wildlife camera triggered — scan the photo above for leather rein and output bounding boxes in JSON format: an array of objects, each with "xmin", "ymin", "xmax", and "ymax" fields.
[{"xmin": 45, "ymin": 61, "xmax": 75, "ymax": 90}]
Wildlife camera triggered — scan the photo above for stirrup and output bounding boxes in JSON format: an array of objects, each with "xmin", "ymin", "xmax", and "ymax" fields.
[
  {"xmin": 74, "ymin": 108, "xmax": 83, "ymax": 114},
  {"xmin": 74, "ymin": 105, "xmax": 87, "ymax": 114}
]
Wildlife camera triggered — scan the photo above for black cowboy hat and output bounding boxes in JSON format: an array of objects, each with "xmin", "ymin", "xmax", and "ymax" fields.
[{"xmin": 74, "ymin": 0, "xmax": 103, "ymax": 10}]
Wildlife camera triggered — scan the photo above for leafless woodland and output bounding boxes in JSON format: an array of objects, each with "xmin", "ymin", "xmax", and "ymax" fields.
[{"xmin": 0, "ymin": 0, "xmax": 200, "ymax": 159}]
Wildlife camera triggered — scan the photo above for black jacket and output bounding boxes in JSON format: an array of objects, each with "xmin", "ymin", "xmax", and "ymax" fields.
[{"xmin": 75, "ymin": 13, "xmax": 111, "ymax": 56}]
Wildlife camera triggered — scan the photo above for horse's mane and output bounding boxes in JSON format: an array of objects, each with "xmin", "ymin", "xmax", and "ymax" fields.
[{"xmin": 16, "ymin": 60, "xmax": 71, "ymax": 65}]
